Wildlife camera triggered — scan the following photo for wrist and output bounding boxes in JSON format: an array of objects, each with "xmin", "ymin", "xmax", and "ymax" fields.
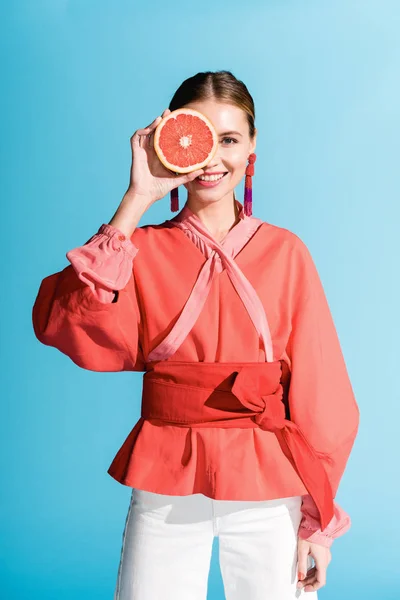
[
  {"xmin": 122, "ymin": 188, "xmax": 153, "ymax": 210},
  {"xmin": 108, "ymin": 191, "xmax": 151, "ymax": 238}
]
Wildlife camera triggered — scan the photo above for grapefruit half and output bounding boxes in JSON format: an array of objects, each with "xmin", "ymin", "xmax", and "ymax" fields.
[{"xmin": 153, "ymin": 108, "xmax": 218, "ymax": 174}]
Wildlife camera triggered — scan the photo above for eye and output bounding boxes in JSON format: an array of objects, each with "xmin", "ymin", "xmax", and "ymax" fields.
[{"xmin": 221, "ymin": 137, "xmax": 238, "ymax": 145}]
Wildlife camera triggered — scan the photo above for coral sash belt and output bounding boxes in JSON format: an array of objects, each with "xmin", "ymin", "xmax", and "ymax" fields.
[{"xmin": 139, "ymin": 360, "xmax": 334, "ymax": 531}]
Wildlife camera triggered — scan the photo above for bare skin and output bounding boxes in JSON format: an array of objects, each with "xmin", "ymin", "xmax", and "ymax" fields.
[{"xmin": 296, "ymin": 537, "xmax": 332, "ymax": 592}]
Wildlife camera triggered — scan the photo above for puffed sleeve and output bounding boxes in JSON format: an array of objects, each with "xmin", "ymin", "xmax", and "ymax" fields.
[
  {"xmin": 286, "ymin": 235, "xmax": 360, "ymax": 545},
  {"xmin": 32, "ymin": 223, "xmax": 145, "ymax": 372}
]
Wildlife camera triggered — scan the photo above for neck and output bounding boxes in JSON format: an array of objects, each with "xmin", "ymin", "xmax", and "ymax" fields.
[{"xmin": 185, "ymin": 191, "xmax": 240, "ymax": 241}]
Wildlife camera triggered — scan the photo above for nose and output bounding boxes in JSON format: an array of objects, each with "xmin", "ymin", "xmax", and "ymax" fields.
[{"xmin": 205, "ymin": 149, "xmax": 225, "ymax": 170}]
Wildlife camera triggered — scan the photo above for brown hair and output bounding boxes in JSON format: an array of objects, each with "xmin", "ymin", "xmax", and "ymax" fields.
[{"xmin": 168, "ymin": 70, "xmax": 256, "ymax": 140}]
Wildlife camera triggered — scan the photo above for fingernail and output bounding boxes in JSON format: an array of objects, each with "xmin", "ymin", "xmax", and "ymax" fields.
[{"xmin": 298, "ymin": 572, "xmax": 305, "ymax": 580}]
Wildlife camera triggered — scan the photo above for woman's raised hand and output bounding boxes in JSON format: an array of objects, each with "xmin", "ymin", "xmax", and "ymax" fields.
[{"xmin": 128, "ymin": 109, "xmax": 205, "ymax": 205}]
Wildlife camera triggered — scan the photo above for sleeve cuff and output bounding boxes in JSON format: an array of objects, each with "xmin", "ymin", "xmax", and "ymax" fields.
[
  {"xmin": 298, "ymin": 494, "xmax": 352, "ymax": 547},
  {"xmin": 66, "ymin": 223, "xmax": 139, "ymax": 300}
]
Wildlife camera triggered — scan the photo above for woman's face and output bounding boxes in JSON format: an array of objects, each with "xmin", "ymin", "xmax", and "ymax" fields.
[{"xmin": 182, "ymin": 99, "xmax": 257, "ymax": 203}]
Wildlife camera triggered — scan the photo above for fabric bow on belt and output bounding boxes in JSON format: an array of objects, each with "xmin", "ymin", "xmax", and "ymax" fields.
[{"xmin": 231, "ymin": 366, "xmax": 335, "ymax": 531}]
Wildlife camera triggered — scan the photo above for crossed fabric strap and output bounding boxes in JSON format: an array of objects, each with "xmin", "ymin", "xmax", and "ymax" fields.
[{"xmin": 147, "ymin": 201, "xmax": 274, "ymax": 362}]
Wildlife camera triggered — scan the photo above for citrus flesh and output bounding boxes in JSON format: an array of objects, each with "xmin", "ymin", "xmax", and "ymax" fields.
[{"xmin": 154, "ymin": 108, "xmax": 218, "ymax": 174}]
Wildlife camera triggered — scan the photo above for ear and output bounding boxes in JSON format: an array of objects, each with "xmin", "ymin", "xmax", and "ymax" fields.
[{"xmin": 250, "ymin": 127, "xmax": 257, "ymax": 154}]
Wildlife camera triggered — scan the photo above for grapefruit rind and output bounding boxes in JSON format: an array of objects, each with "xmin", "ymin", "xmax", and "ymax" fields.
[{"xmin": 154, "ymin": 108, "xmax": 219, "ymax": 174}]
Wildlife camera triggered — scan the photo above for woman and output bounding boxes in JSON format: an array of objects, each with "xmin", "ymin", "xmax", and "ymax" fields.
[{"xmin": 32, "ymin": 70, "xmax": 360, "ymax": 599}]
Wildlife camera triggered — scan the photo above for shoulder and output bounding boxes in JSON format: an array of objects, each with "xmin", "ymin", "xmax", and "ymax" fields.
[
  {"xmin": 131, "ymin": 218, "xmax": 314, "ymax": 267},
  {"xmin": 257, "ymin": 220, "xmax": 321, "ymax": 299},
  {"xmin": 129, "ymin": 221, "xmax": 180, "ymax": 247},
  {"xmin": 259, "ymin": 220, "xmax": 313, "ymax": 261}
]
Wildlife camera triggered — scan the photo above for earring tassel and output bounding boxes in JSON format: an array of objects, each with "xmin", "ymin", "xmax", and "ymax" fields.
[
  {"xmin": 244, "ymin": 153, "xmax": 256, "ymax": 216},
  {"xmin": 244, "ymin": 177, "xmax": 253, "ymax": 216},
  {"xmin": 170, "ymin": 186, "xmax": 179, "ymax": 212}
]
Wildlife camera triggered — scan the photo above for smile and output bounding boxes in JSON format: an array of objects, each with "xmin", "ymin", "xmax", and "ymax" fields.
[{"xmin": 195, "ymin": 173, "xmax": 228, "ymax": 187}]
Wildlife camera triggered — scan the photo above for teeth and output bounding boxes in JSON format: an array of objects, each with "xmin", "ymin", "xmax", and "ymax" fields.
[{"xmin": 198, "ymin": 174, "xmax": 225, "ymax": 181}]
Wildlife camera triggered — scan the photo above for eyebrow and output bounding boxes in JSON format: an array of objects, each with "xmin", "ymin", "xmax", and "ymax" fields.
[{"xmin": 219, "ymin": 131, "xmax": 243, "ymax": 137}]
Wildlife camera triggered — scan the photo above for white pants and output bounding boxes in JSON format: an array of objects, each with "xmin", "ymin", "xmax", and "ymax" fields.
[{"xmin": 113, "ymin": 489, "xmax": 317, "ymax": 600}]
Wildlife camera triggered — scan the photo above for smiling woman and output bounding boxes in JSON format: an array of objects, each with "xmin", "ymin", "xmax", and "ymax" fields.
[
  {"xmin": 166, "ymin": 71, "xmax": 258, "ymax": 217},
  {"xmin": 32, "ymin": 69, "xmax": 359, "ymax": 600}
]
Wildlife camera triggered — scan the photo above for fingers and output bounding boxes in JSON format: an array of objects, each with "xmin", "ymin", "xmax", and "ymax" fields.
[
  {"xmin": 145, "ymin": 109, "xmax": 172, "ymax": 149},
  {"xmin": 297, "ymin": 566, "xmax": 316, "ymax": 589},
  {"xmin": 302, "ymin": 569, "xmax": 326, "ymax": 592},
  {"xmin": 172, "ymin": 168, "xmax": 205, "ymax": 187},
  {"xmin": 131, "ymin": 109, "xmax": 171, "ymax": 149},
  {"xmin": 310, "ymin": 548, "xmax": 327, "ymax": 590},
  {"xmin": 297, "ymin": 541, "xmax": 308, "ymax": 588},
  {"xmin": 297, "ymin": 564, "xmax": 327, "ymax": 592},
  {"xmin": 136, "ymin": 116, "xmax": 162, "ymax": 149},
  {"xmin": 142, "ymin": 113, "xmax": 163, "ymax": 132}
]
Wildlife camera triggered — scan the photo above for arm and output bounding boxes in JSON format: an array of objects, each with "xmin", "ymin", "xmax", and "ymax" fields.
[
  {"xmin": 286, "ymin": 235, "xmax": 360, "ymax": 545},
  {"xmin": 33, "ymin": 220, "xmax": 148, "ymax": 375}
]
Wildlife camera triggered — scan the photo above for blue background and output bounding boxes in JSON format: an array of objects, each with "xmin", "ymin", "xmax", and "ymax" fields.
[{"xmin": 2, "ymin": 0, "xmax": 398, "ymax": 598}]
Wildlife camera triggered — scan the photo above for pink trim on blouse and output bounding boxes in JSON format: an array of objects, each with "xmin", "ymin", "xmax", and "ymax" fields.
[{"xmin": 148, "ymin": 201, "xmax": 273, "ymax": 362}]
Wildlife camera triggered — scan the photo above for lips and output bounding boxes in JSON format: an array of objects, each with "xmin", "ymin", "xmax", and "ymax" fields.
[
  {"xmin": 195, "ymin": 172, "xmax": 228, "ymax": 187},
  {"xmin": 196, "ymin": 172, "xmax": 228, "ymax": 180},
  {"xmin": 201, "ymin": 172, "xmax": 228, "ymax": 176}
]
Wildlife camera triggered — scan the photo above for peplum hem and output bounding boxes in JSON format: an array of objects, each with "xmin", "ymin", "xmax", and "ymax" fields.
[{"xmin": 107, "ymin": 417, "xmax": 310, "ymax": 501}]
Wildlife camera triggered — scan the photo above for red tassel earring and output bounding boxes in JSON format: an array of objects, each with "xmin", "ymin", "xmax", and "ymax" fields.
[
  {"xmin": 170, "ymin": 185, "xmax": 179, "ymax": 212},
  {"xmin": 244, "ymin": 153, "xmax": 256, "ymax": 216}
]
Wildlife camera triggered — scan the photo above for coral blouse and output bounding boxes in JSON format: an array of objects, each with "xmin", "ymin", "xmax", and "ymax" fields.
[{"xmin": 32, "ymin": 199, "xmax": 359, "ymax": 548}]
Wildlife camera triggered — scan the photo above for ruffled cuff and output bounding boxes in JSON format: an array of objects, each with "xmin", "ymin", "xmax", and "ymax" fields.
[
  {"xmin": 66, "ymin": 223, "xmax": 139, "ymax": 303},
  {"xmin": 298, "ymin": 494, "xmax": 351, "ymax": 548}
]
